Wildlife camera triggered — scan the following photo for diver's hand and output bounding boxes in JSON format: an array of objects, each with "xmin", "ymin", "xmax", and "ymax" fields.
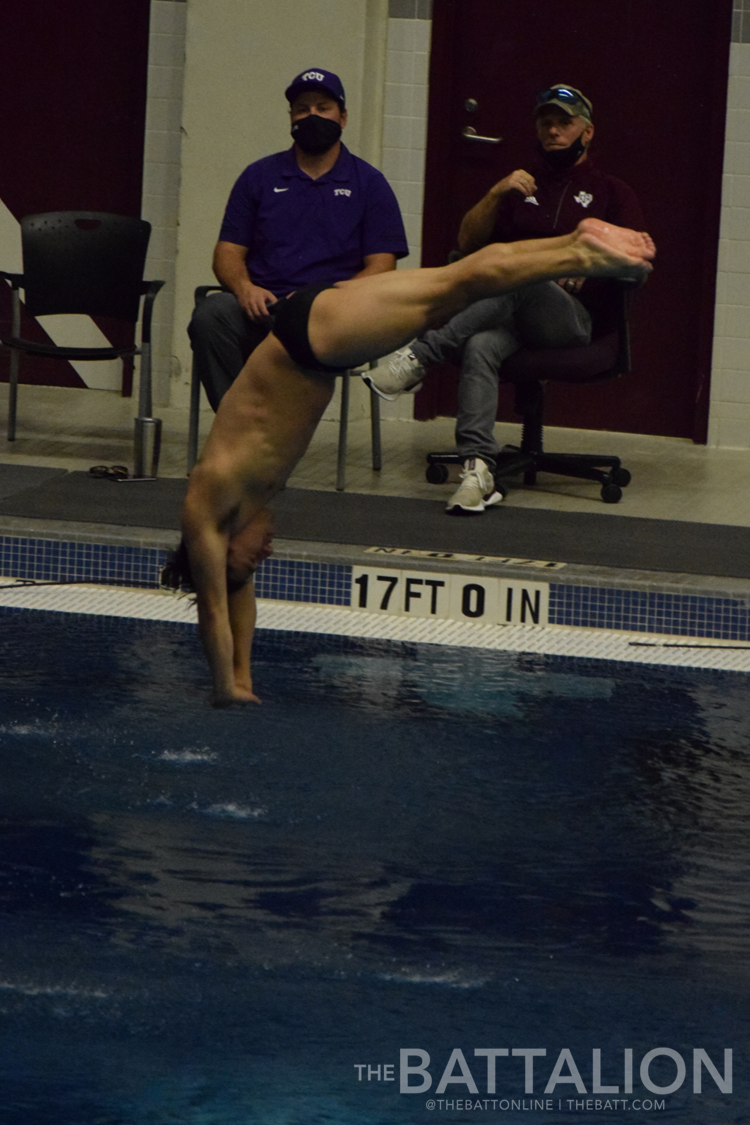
[{"xmin": 210, "ymin": 683, "xmax": 262, "ymax": 708}]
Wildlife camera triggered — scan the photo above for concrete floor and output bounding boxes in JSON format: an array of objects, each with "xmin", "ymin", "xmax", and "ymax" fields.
[{"xmin": 1, "ymin": 381, "xmax": 750, "ymax": 528}]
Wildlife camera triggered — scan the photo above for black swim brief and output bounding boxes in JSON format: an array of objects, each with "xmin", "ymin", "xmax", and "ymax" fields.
[{"xmin": 270, "ymin": 282, "xmax": 350, "ymax": 374}]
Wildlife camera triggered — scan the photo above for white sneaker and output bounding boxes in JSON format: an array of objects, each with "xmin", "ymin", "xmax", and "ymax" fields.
[
  {"xmin": 362, "ymin": 346, "xmax": 425, "ymax": 401},
  {"xmin": 446, "ymin": 458, "xmax": 505, "ymax": 515}
]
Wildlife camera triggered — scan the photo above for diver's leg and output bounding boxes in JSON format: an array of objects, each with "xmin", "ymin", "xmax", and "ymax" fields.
[{"xmin": 307, "ymin": 220, "xmax": 653, "ymax": 369}]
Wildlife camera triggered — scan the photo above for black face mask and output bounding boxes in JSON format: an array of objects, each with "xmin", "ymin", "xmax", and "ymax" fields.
[
  {"xmin": 537, "ymin": 132, "xmax": 587, "ymax": 171},
  {"xmin": 291, "ymin": 114, "xmax": 342, "ymax": 154}
]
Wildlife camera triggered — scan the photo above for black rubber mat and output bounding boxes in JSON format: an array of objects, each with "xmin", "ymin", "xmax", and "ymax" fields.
[
  {"xmin": 0, "ymin": 469, "xmax": 746, "ymax": 580},
  {"xmin": 0, "ymin": 465, "xmax": 67, "ymax": 500},
  {"xmin": 270, "ymin": 488, "xmax": 750, "ymax": 579},
  {"xmin": 0, "ymin": 471, "xmax": 187, "ymax": 529}
]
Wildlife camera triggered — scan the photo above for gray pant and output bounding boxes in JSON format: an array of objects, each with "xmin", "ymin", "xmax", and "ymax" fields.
[
  {"xmin": 412, "ymin": 281, "xmax": 592, "ymax": 470},
  {"xmin": 188, "ymin": 292, "xmax": 271, "ymax": 411}
]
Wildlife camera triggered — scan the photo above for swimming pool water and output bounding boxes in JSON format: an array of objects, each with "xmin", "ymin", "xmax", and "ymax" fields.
[{"xmin": 0, "ymin": 608, "xmax": 747, "ymax": 1123}]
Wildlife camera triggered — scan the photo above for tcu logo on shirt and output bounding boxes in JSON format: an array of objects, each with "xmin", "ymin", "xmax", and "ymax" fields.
[
  {"xmin": 301, "ymin": 70, "xmax": 325, "ymax": 82},
  {"xmin": 334, "ymin": 189, "xmax": 352, "ymax": 197},
  {"xmin": 574, "ymin": 191, "xmax": 594, "ymax": 208}
]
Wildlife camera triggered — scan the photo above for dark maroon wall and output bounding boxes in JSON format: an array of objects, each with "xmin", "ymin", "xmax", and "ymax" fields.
[{"xmin": 0, "ymin": 1, "xmax": 151, "ymax": 387}]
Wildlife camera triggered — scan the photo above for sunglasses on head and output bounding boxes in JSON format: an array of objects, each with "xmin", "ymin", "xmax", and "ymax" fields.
[{"xmin": 536, "ymin": 87, "xmax": 590, "ymax": 115}]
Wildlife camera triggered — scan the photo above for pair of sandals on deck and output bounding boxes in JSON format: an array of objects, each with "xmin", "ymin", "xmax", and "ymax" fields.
[{"xmin": 88, "ymin": 464, "xmax": 129, "ymax": 481}]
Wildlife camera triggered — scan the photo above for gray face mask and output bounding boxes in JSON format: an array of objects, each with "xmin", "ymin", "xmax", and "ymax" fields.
[{"xmin": 291, "ymin": 114, "xmax": 342, "ymax": 154}]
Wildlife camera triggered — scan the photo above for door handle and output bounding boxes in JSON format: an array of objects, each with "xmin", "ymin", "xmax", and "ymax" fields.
[{"xmin": 461, "ymin": 126, "xmax": 502, "ymax": 144}]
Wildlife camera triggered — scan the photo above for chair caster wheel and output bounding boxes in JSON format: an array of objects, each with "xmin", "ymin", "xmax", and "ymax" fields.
[
  {"xmin": 610, "ymin": 467, "xmax": 631, "ymax": 487},
  {"xmin": 601, "ymin": 483, "xmax": 622, "ymax": 503},
  {"xmin": 426, "ymin": 463, "xmax": 449, "ymax": 484}
]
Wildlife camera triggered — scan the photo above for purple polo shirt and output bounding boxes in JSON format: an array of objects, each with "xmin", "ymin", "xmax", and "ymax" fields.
[{"xmin": 218, "ymin": 144, "xmax": 409, "ymax": 297}]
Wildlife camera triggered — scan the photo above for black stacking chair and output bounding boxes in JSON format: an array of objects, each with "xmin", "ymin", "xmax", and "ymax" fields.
[
  {"xmin": 187, "ymin": 285, "xmax": 383, "ymax": 490},
  {"xmin": 0, "ymin": 212, "xmax": 164, "ymax": 476},
  {"xmin": 426, "ymin": 282, "xmax": 635, "ymax": 504}
]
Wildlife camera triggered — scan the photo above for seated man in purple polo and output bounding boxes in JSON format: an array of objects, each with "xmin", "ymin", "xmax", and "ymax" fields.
[{"xmin": 189, "ymin": 67, "xmax": 409, "ymax": 409}]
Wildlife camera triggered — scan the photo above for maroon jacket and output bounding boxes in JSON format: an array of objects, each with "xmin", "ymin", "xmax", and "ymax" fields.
[{"xmin": 493, "ymin": 158, "xmax": 645, "ymax": 330}]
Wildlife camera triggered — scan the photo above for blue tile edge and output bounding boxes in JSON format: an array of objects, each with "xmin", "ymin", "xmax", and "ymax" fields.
[
  {"xmin": 548, "ymin": 583, "xmax": 750, "ymax": 641},
  {"xmin": 254, "ymin": 557, "xmax": 350, "ymax": 605},
  {"xmin": 0, "ymin": 535, "xmax": 163, "ymax": 589},
  {"xmin": 2, "ymin": 534, "xmax": 750, "ymax": 641},
  {"xmin": 0, "ymin": 534, "xmax": 350, "ymax": 605}
]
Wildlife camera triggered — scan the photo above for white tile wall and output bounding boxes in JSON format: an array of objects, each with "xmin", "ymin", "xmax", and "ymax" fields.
[
  {"xmin": 148, "ymin": 6, "xmax": 743, "ymax": 450},
  {"xmin": 140, "ymin": 0, "xmax": 187, "ymax": 407},
  {"xmin": 375, "ymin": 16, "xmax": 432, "ymax": 421},
  {"xmin": 710, "ymin": 42, "xmax": 750, "ymax": 446},
  {"xmin": 381, "ymin": 17, "xmax": 431, "ymax": 269}
]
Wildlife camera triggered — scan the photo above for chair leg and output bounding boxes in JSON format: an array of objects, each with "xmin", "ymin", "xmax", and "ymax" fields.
[
  {"xmin": 520, "ymin": 415, "xmax": 541, "ymax": 484},
  {"xmin": 535, "ymin": 452, "xmax": 624, "ymax": 484},
  {"xmin": 338, "ymin": 371, "xmax": 383, "ymax": 487},
  {"xmin": 138, "ymin": 341, "xmax": 153, "ymax": 419},
  {"xmin": 369, "ymin": 381, "xmax": 382, "ymax": 472},
  {"xmin": 512, "ymin": 379, "xmax": 545, "ymax": 485},
  {"xmin": 7, "ymin": 349, "xmax": 18, "ymax": 442},
  {"xmin": 7, "ymin": 287, "xmax": 21, "ymax": 442},
  {"xmin": 187, "ymin": 353, "xmax": 202, "ymax": 473},
  {"xmin": 336, "ymin": 371, "xmax": 350, "ymax": 491},
  {"xmin": 133, "ymin": 342, "xmax": 162, "ymax": 478}
]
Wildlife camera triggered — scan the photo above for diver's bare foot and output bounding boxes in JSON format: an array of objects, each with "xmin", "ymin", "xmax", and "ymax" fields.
[{"xmin": 575, "ymin": 218, "xmax": 655, "ymax": 282}]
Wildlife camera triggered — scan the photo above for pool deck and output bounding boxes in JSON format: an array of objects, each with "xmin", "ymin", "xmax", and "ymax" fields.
[{"xmin": 2, "ymin": 399, "xmax": 750, "ymax": 647}]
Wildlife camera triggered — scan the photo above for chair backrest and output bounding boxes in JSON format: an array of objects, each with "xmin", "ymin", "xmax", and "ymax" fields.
[{"xmin": 21, "ymin": 212, "xmax": 151, "ymax": 322}]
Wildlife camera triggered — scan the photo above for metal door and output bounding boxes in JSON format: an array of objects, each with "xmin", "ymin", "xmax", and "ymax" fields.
[{"xmin": 419, "ymin": 0, "xmax": 732, "ymax": 440}]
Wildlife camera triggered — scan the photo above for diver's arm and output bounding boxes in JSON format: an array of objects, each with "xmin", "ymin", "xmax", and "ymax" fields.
[
  {"xmin": 180, "ymin": 480, "xmax": 247, "ymax": 706},
  {"xmin": 228, "ymin": 580, "xmax": 260, "ymax": 703},
  {"xmin": 185, "ymin": 523, "xmax": 238, "ymax": 706}
]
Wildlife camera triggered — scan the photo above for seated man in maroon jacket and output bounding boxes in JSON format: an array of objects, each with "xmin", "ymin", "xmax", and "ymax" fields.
[{"xmin": 364, "ymin": 85, "xmax": 645, "ymax": 515}]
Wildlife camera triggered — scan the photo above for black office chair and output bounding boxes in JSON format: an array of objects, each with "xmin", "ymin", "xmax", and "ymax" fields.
[
  {"xmin": 187, "ymin": 285, "xmax": 383, "ymax": 490},
  {"xmin": 0, "ymin": 212, "xmax": 164, "ymax": 477},
  {"xmin": 426, "ymin": 282, "xmax": 634, "ymax": 504}
]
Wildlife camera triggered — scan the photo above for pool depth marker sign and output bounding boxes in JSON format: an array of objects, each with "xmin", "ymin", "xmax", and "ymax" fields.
[{"xmin": 351, "ymin": 567, "xmax": 549, "ymax": 627}]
